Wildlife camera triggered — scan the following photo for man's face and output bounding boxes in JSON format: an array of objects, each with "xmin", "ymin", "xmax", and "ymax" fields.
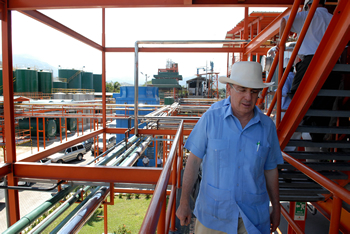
[{"xmin": 227, "ymin": 84, "xmax": 261, "ymax": 117}]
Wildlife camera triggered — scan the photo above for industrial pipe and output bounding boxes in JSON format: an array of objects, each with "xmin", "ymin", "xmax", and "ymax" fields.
[
  {"xmin": 106, "ymin": 138, "xmax": 143, "ymax": 166},
  {"xmin": 57, "ymin": 187, "xmax": 110, "ymax": 234},
  {"xmin": 120, "ymin": 137, "xmax": 152, "ymax": 167},
  {"xmin": 28, "ymin": 186, "xmax": 91, "ymax": 234},
  {"xmin": 2, "ymin": 185, "xmax": 77, "ymax": 234},
  {"xmin": 51, "ymin": 186, "xmax": 101, "ymax": 233}
]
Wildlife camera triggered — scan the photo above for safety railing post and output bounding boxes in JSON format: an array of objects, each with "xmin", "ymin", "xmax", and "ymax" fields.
[
  {"xmin": 157, "ymin": 194, "xmax": 166, "ymax": 234},
  {"xmin": 329, "ymin": 195, "xmax": 342, "ymax": 234}
]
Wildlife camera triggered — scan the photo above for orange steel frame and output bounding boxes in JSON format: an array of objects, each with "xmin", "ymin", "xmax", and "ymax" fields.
[{"xmin": 0, "ymin": 0, "xmax": 349, "ymax": 233}]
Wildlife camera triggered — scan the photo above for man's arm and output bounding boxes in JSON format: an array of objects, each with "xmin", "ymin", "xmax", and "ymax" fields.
[
  {"xmin": 264, "ymin": 167, "xmax": 281, "ymax": 232},
  {"xmin": 176, "ymin": 152, "xmax": 202, "ymax": 226}
]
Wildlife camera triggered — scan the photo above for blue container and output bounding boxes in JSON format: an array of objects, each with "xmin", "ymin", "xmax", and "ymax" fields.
[
  {"xmin": 113, "ymin": 87, "xmax": 159, "ymax": 164},
  {"xmin": 113, "ymin": 86, "xmax": 160, "ymax": 115}
]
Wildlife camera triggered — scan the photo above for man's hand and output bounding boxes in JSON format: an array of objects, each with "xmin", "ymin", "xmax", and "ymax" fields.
[
  {"xmin": 270, "ymin": 207, "xmax": 281, "ymax": 232},
  {"xmin": 176, "ymin": 203, "xmax": 192, "ymax": 226}
]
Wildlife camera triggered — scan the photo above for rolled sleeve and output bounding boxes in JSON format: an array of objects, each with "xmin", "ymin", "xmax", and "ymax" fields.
[{"xmin": 264, "ymin": 123, "xmax": 284, "ymax": 170}]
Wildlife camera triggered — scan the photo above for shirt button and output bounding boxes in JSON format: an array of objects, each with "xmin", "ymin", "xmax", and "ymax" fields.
[
  {"xmin": 237, "ymin": 183, "xmax": 239, "ymax": 186},
  {"xmin": 238, "ymin": 166, "xmax": 240, "ymax": 169},
  {"xmin": 239, "ymin": 149, "xmax": 242, "ymax": 152}
]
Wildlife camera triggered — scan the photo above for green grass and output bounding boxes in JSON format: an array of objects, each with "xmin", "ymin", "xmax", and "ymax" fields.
[{"xmin": 38, "ymin": 194, "xmax": 152, "ymax": 234}]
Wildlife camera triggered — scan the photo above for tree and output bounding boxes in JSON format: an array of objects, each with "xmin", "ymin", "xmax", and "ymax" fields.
[
  {"xmin": 113, "ymin": 81, "xmax": 121, "ymax": 92},
  {"xmin": 105, "ymin": 81, "xmax": 121, "ymax": 92}
]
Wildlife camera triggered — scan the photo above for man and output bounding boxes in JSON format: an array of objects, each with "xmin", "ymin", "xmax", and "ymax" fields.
[
  {"xmin": 142, "ymin": 155, "xmax": 149, "ymax": 167},
  {"xmin": 157, "ymin": 156, "xmax": 162, "ymax": 167},
  {"xmin": 176, "ymin": 62, "xmax": 284, "ymax": 234},
  {"xmin": 280, "ymin": 0, "xmax": 333, "ymax": 98},
  {"xmin": 279, "ymin": 0, "xmax": 340, "ymax": 142}
]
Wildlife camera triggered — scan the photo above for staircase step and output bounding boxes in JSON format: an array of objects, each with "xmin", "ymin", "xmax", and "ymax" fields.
[
  {"xmin": 283, "ymin": 151, "xmax": 350, "ymax": 160},
  {"xmin": 278, "ymin": 170, "xmax": 348, "ymax": 180},
  {"xmin": 317, "ymin": 89, "xmax": 350, "ymax": 97},
  {"xmin": 279, "ymin": 179, "xmax": 324, "ymax": 188},
  {"xmin": 305, "ymin": 110, "xmax": 350, "ymax": 117},
  {"xmin": 296, "ymin": 125, "xmax": 350, "ymax": 134},
  {"xmin": 278, "ymin": 162, "xmax": 350, "ymax": 171},
  {"xmin": 279, "ymin": 187, "xmax": 329, "ymax": 195},
  {"xmin": 280, "ymin": 194, "xmax": 325, "ymax": 202},
  {"xmin": 287, "ymin": 139, "xmax": 350, "ymax": 148},
  {"xmin": 332, "ymin": 64, "xmax": 350, "ymax": 73}
]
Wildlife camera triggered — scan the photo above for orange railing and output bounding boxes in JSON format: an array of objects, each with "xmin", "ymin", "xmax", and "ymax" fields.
[
  {"xmin": 283, "ymin": 152, "xmax": 350, "ymax": 233},
  {"xmin": 140, "ymin": 120, "xmax": 184, "ymax": 233}
]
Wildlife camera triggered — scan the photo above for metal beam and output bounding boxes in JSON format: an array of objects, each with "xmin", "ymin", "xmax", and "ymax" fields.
[
  {"xmin": 0, "ymin": 164, "xmax": 11, "ymax": 178},
  {"xmin": 19, "ymin": 10, "xmax": 103, "ymax": 51},
  {"xmin": 244, "ymin": 7, "xmax": 292, "ymax": 55},
  {"xmin": 14, "ymin": 163, "xmax": 163, "ymax": 184},
  {"xmin": 8, "ymin": 0, "xmax": 295, "ymax": 10},
  {"xmin": 2, "ymin": 6, "xmax": 20, "ymax": 225},
  {"xmin": 105, "ymin": 47, "xmax": 245, "ymax": 53}
]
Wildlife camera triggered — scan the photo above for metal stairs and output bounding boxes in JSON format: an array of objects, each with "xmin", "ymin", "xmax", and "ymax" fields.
[{"xmin": 278, "ymin": 62, "xmax": 350, "ymax": 202}]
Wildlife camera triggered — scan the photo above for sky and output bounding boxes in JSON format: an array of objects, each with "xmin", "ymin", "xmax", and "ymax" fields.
[{"xmin": 4, "ymin": 7, "xmax": 286, "ymax": 86}]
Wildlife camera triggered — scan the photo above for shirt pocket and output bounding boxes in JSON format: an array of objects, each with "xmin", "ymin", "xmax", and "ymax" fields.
[
  {"xmin": 203, "ymin": 183, "xmax": 232, "ymax": 221},
  {"xmin": 207, "ymin": 138, "xmax": 229, "ymax": 168},
  {"xmin": 245, "ymin": 141, "xmax": 270, "ymax": 177}
]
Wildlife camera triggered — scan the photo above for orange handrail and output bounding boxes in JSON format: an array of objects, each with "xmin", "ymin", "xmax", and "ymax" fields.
[{"xmin": 139, "ymin": 120, "xmax": 184, "ymax": 233}]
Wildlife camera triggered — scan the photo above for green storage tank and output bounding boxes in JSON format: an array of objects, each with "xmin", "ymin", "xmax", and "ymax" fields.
[
  {"xmin": 53, "ymin": 81, "xmax": 67, "ymax": 89},
  {"xmin": 67, "ymin": 118, "xmax": 77, "ymax": 131},
  {"xmin": 55, "ymin": 118, "xmax": 66, "ymax": 134},
  {"xmin": 164, "ymin": 97, "xmax": 174, "ymax": 105},
  {"xmin": 38, "ymin": 71, "xmax": 53, "ymax": 93},
  {"xmin": 81, "ymin": 72, "xmax": 93, "ymax": 90},
  {"xmin": 15, "ymin": 69, "xmax": 38, "ymax": 93},
  {"xmin": 18, "ymin": 118, "xmax": 57, "ymax": 138},
  {"xmin": 93, "ymin": 74, "xmax": 102, "ymax": 92},
  {"xmin": 59, "ymin": 69, "xmax": 82, "ymax": 89}
]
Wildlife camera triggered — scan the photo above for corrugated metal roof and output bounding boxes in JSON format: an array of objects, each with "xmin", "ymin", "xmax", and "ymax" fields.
[{"xmin": 224, "ymin": 11, "xmax": 282, "ymax": 48}]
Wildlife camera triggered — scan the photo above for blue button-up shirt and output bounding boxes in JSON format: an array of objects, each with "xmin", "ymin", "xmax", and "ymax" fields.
[{"xmin": 185, "ymin": 102, "xmax": 283, "ymax": 234}]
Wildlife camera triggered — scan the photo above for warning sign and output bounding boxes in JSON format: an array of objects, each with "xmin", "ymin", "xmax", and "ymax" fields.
[{"xmin": 294, "ymin": 202, "xmax": 306, "ymax": 221}]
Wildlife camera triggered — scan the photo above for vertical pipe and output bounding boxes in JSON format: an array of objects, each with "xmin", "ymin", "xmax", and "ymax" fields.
[
  {"xmin": 102, "ymin": 8, "xmax": 107, "ymax": 152},
  {"xmin": 170, "ymin": 149, "xmax": 178, "ymax": 231},
  {"xmin": 178, "ymin": 128, "xmax": 183, "ymax": 188},
  {"xmin": 65, "ymin": 117, "xmax": 67, "ymax": 141},
  {"xmin": 288, "ymin": 202, "xmax": 296, "ymax": 234},
  {"xmin": 155, "ymin": 137, "xmax": 158, "ymax": 167},
  {"xmin": 36, "ymin": 117, "xmax": 39, "ymax": 151},
  {"xmin": 242, "ymin": 7, "xmax": 249, "ymax": 61},
  {"xmin": 134, "ymin": 41, "xmax": 139, "ymax": 136},
  {"xmin": 329, "ymin": 195, "xmax": 342, "ymax": 234},
  {"xmin": 226, "ymin": 53, "xmax": 230, "ymax": 78},
  {"xmin": 43, "ymin": 117, "xmax": 46, "ymax": 149},
  {"xmin": 104, "ymin": 203, "xmax": 108, "ymax": 234},
  {"xmin": 59, "ymin": 118, "xmax": 62, "ymax": 143}
]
